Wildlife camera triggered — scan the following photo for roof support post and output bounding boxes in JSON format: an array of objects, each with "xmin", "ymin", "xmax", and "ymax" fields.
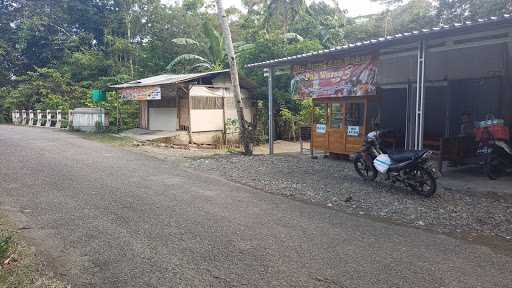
[
  {"xmin": 265, "ymin": 67, "xmax": 274, "ymax": 155},
  {"xmin": 415, "ymin": 39, "xmax": 426, "ymax": 150}
]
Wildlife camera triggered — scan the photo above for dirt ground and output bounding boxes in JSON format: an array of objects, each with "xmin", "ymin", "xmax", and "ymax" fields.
[{"xmin": 254, "ymin": 140, "xmax": 308, "ymax": 155}]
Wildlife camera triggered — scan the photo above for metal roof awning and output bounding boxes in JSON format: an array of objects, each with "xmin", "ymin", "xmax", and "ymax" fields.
[
  {"xmin": 110, "ymin": 70, "xmax": 229, "ymax": 89},
  {"xmin": 246, "ymin": 14, "xmax": 512, "ymax": 68}
]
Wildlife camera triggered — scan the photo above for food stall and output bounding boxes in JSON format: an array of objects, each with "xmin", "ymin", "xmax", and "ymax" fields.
[{"xmin": 291, "ymin": 55, "xmax": 380, "ymax": 156}]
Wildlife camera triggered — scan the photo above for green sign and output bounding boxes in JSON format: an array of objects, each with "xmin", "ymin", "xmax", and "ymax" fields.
[{"xmin": 91, "ymin": 90, "xmax": 107, "ymax": 102}]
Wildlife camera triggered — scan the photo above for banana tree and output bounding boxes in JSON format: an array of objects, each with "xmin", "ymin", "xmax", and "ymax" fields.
[{"xmin": 167, "ymin": 21, "xmax": 226, "ymax": 73}]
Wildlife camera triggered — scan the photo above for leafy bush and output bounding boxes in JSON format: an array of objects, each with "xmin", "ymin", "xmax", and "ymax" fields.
[
  {"xmin": 0, "ymin": 234, "xmax": 12, "ymax": 261},
  {"xmin": 277, "ymin": 99, "xmax": 324, "ymax": 141},
  {"xmin": 225, "ymin": 118, "xmax": 240, "ymax": 135}
]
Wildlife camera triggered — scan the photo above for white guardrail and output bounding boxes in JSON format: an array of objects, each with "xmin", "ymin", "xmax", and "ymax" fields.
[
  {"xmin": 11, "ymin": 109, "xmax": 69, "ymax": 129},
  {"xmin": 11, "ymin": 109, "xmax": 109, "ymax": 132}
]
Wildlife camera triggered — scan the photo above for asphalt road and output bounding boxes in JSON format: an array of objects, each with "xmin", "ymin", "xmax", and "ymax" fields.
[{"xmin": 1, "ymin": 125, "xmax": 511, "ymax": 288}]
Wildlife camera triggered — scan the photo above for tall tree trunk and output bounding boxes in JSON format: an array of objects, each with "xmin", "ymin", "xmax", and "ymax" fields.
[
  {"xmin": 215, "ymin": 0, "xmax": 253, "ymax": 155},
  {"xmin": 126, "ymin": 14, "xmax": 134, "ymax": 78},
  {"xmin": 284, "ymin": 0, "xmax": 289, "ymax": 33}
]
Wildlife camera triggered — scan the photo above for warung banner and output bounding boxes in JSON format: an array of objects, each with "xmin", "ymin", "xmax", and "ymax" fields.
[{"xmin": 291, "ymin": 55, "xmax": 378, "ymax": 99}]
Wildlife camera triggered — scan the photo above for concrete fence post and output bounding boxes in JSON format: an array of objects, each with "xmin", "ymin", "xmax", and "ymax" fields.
[
  {"xmin": 56, "ymin": 110, "xmax": 62, "ymax": 128},
  {"xmin": 15, "ymin": 110, "xmax": 21, "ymax": 125},
  {"xmin": 36, "ymin": 110, "xmax": 42, "ymax": 126},
  {"xmin": 21, "ymin": 110, "xmax": 27, "ymax": 126},
  {"xmin": 43, "ymin": 111, "xmax": 47, "ymax": 127},
  {"xmin": 46, "ymin": 110, "xmax": 52, "ymax": 127},
  {"xmin": 28, "ymin": 110, "xmax": 34, "ymax": 126},
  {"xmin": 67, "ymin": 111, "xmax": 73, "ymax": 130},
  {"xmin": 11, "ymin": 111, "xmax": 15, "ymax": 124}
]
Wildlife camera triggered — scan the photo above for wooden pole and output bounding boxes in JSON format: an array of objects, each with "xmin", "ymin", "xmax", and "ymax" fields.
[
  {"xmin": 222, "ymin": 88, "xmax": 227, "ymax": 145},
  {"xmin": 267, "ymin": 67, "xmax": 273, "ymax": 155},
  {"xmin": 215, "ymin": 0, "xmax": 253, "ymax": 155},
  {"xmin": 117, "ymin": 92, "xmax": 120, "ymax": 133}
]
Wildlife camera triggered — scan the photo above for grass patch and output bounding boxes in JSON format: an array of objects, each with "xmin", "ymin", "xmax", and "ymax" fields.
[
  {"xmin": 0, "ymin": 235, "xmax": 12, "ymax": 261},
  {"xmin": 0, "ymin": 218, "xmax": 66, "ymax": 288},
  {"xmin": 75, "ymin": 132, "xmax": 133, "ymax": 146}
]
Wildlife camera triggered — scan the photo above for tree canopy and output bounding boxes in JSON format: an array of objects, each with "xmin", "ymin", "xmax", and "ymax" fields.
[{"xmin": 0, "ymin": 0, "xmax": 510, "ymax": 128}]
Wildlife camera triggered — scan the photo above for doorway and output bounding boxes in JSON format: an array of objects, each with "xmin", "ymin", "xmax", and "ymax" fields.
[{"xmin": 381, "ymin": 87, "xmax": 408, "ymax": 150}]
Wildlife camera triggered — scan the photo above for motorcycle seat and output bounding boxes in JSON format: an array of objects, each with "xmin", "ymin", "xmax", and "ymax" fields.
[{"xmin": 389, "ymin": 150, "xmax": 428, "ymax": 163}]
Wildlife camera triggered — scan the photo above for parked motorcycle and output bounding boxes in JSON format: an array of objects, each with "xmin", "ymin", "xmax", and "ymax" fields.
[
  {"xmin": 353, "ymin": 130, "xmax": 439, "ymax": 197},
  {"xmin": 477, "ymin": 128, "xmax": 512, "ymax": 180}
]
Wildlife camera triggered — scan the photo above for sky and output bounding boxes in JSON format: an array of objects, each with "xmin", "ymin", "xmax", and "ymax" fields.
[{"xmin": 165, "ymin": 0, "xmax": 386, "ymax": 17}]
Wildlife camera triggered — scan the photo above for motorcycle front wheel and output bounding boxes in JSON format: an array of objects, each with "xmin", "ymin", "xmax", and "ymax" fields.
[
  {"xmin": 485, "ymin": 156, "xmax": 504, "ymax": 180},
  {"xmin": 407, "ymin": 167, "xmax": 437, "ymax": 197},
  {"xmin": 354, "ymin": 154, "xmax": 378, "ymax": 181}
]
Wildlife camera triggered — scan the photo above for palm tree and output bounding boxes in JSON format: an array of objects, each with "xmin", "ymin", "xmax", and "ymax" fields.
[
  {"xmin": 265, "ymin": 0, "xmax": 307, "ymax": 33},
  {"xmin": 215, "ymin": 0, "xmax": 253, "ymax": 155},
  {"xmin": 167, "ymin": 21, "xmax": 226, "ymax": 73}
]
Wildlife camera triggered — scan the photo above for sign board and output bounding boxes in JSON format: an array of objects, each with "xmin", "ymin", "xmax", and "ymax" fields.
[
  {"xmin": 120, "ymin": 86, "xmax": 161, "ymax": 101},
  {"xmin": 347, "ymin": 126, "xmax": 360, "ymax": 136},
  {"xmin": 291, "ymin": 55, "xmax": 378, "ymax": 99},
  {"xmin": 316, "ymin": 124, "xmax": 327, "ymax": 134}
]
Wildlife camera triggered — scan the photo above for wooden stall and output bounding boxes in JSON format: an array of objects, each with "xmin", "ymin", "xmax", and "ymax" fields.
[
  {"xmin": 311, "ymin": 95, "xmax": 380, "ymax": 156},
  {"xmin": 288, "ymin": 54, "xmax": 379, "ymax": 156}
]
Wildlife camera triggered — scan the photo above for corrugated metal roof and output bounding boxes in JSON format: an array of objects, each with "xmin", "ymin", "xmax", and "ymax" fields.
[
  {"xmin": 111, "ymin": 70, "xmax": 229, "ymax": 89},
  {"xmin": 246, "ymin": 14, "xmax": 512, "ymax": 68}
]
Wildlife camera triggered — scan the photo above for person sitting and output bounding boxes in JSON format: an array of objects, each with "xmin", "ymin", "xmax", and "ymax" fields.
[{"xmin": 460, "ymin": 112, "xmax": 475, "ymax": 137}]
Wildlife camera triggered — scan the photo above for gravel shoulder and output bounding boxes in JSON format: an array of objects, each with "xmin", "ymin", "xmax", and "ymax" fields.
[{"xmin": 183, "ymin": 153, "xmax": 512, "ymax": 241}]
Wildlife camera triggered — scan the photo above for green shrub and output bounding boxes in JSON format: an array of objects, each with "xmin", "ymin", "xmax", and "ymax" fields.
[
  {"xmin": 94, "ymin": 120, "xmax": 105, "ymax": 133},
  {"xmin": 0, "ymin": 234, "xmax": 12, "ymax": 260}
]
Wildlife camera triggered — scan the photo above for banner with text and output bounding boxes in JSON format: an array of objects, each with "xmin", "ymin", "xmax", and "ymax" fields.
[
  {"xmin": 291, "ymin": 55, "xmax": 378, "ymax": 99},
  {"xmin": 120, "ymin": 86, "xmax": 162, "ymax": 101}
]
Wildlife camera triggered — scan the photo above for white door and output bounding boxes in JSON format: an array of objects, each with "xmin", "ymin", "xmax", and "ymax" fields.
[{"xmin": 149, "ymin": 108, "xmax": 177, "ymax": 131}]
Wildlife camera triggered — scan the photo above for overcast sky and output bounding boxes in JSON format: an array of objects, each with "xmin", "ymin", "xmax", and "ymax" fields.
[{"xmin": 164, "ymin": 0, "xmax": 386, "ymax": 17}]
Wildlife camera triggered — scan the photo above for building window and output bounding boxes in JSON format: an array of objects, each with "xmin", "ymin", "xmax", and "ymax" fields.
[
  {"xmin": 347, "ymin": 102, "xmax": 364, "ymax": 126},
  {"xmin": 330, "ymin": 103, "xmax": 344, "ymax": 128}
]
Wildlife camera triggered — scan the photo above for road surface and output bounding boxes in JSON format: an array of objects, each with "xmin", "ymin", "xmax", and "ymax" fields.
[{"xmin": 1, "ymin": 125, "xmax": 511, "ymax": 287}]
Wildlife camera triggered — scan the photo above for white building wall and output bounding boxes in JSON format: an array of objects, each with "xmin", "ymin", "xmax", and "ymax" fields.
[
  {"xmin": 211, "ymin": 75, "xmax": 253, "ymax": 123},
  {"xmin": 190, "ymin": 110, "xmax": 224, "ymax": 132},
  {"xmin": 223, "ymin": 88, "xmax": 253, "ymax": 124},
  {"xmin": 189, "ymin": 85, "xmax": 253, "ymax": 133},
  {"xmin": 72, "ymin": 108, "xmax": 108, "ymax": 132}
]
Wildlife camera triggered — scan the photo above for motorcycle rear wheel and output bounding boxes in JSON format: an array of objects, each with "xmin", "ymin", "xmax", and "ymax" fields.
[
  {"xmin": 354, "ymin": 154, "xmax": 378, "ymax": 181},
  {"xmin": 407, "ymin": 167, "xmax": 437, "ymax": 197}
]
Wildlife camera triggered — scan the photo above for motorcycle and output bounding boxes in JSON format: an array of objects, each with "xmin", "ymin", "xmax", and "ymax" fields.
[
  {"xmin": 353, "ymin": 129, "xmax": 439, "ymax": 197},
  {"xmin": 477, "ymin": 128, "xmax": 512, "ymax": 180}
]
